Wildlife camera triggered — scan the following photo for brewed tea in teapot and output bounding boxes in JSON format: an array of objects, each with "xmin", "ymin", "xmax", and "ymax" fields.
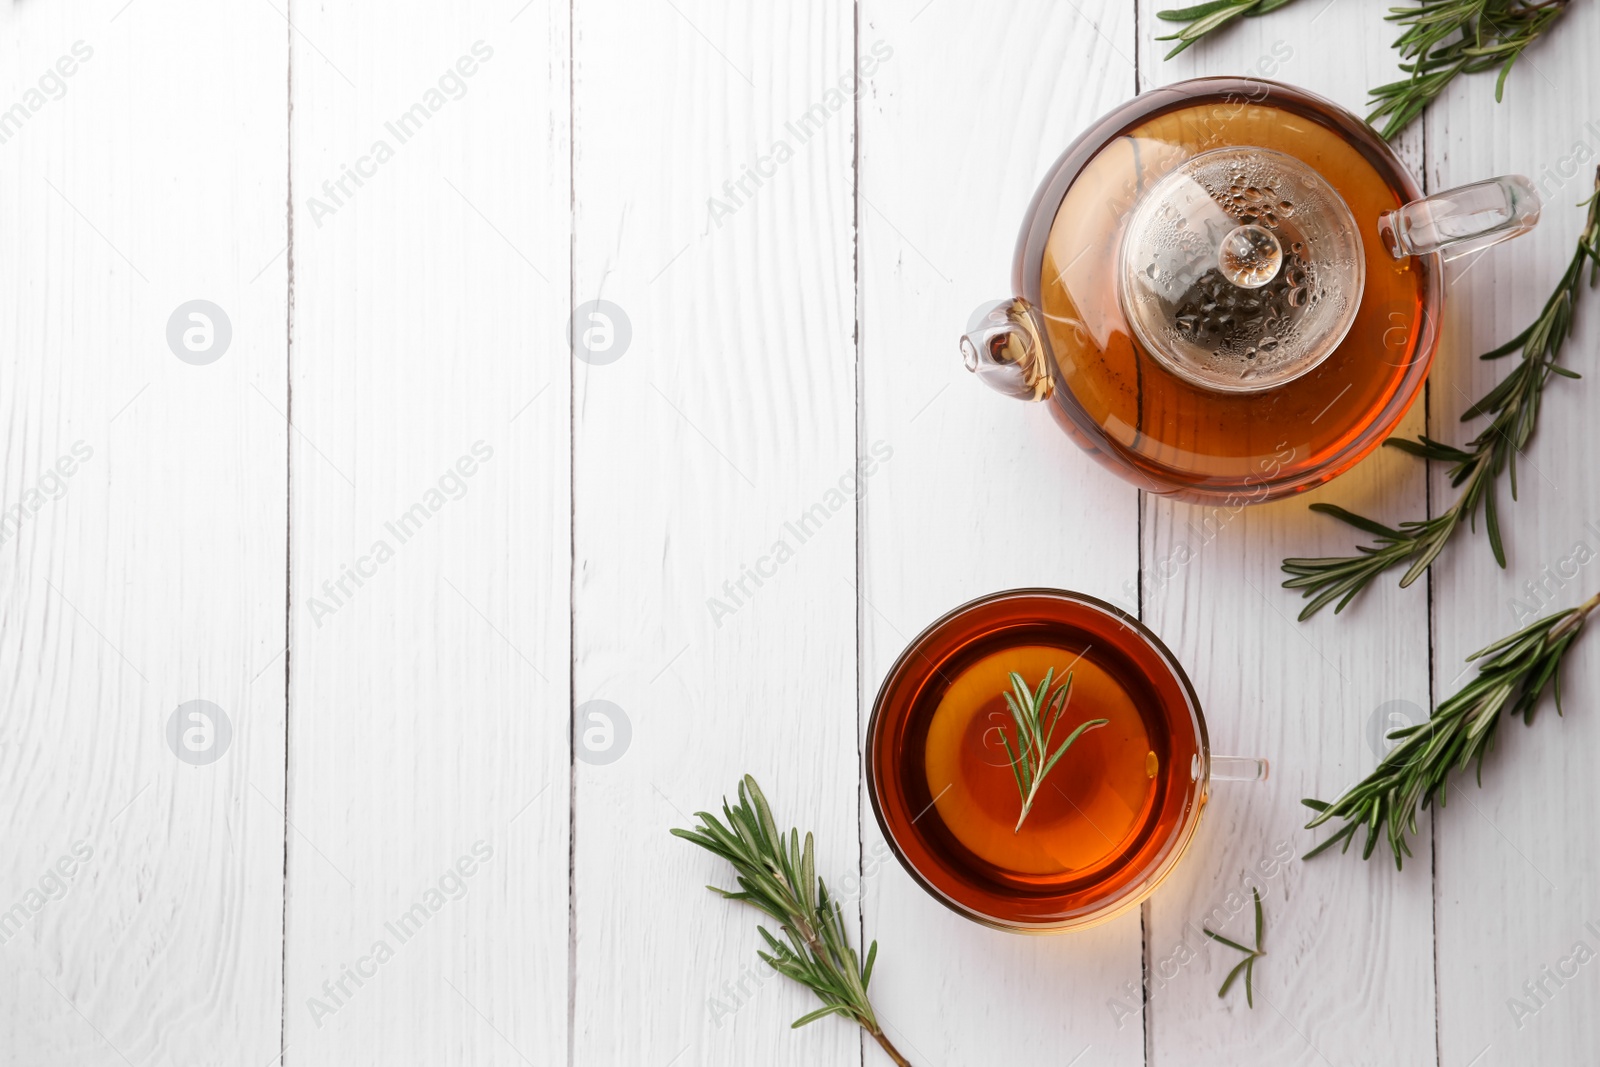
[{"xmin": 963, "ymin": 78, "xmax": 1539, "ymax": 504}]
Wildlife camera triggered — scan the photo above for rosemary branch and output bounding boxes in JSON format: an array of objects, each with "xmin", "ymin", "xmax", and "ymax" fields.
[
  {"xmin": 1302, "ymin": 590, "xmax": 1600, "ymax": 867},
  {"xmin": 997, "ymin": 669, "xmax": 1108, "ymax": 832},
  {"xmin": 1154, "ymin": 0, "xmax": 1303, "ymax": 59},
  {"xmin": 671, "ymin": 775, "xmax": 913, "ymax": 1067},
  {"xmin": 1203, "ymin": 888, "xmax": 1267, "ymax": 1007},
  {"xmin": 1154, "ymin": 0, "xmax": 1571, "ymax": 142},
  {"xmin": 1282, "ymin": 175, "xmax": 1600, "ymax": 621},
  {"xmin": 1368, "ymin": 0, "xmax": 1572, "ymax": 141}
]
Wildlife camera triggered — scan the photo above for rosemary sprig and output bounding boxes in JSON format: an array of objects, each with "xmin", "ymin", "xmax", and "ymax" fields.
[
  {"xmin": 997, "ymin": 669, "xmax": 1108, "ymax": 832},
  {"xmin": 1367, "ymin": 0, "xmax": 1572, "ymax": 141},
  {"xmin": 1153, "ymin": 0, "xmax": 1570, "ymax": 142},
  {"xmin": 1154, "ymin": 0, "xmax": 1302, "ymax": 59},
  {"xmin": 1203, "ymin": 888, "xmax": 1266, "ymax": 1007},
  {"xmin": 1302, "ymin": 590, "xmax": 1600, "ymax": 867},
  {"xmin": 671, "ymin": 775, "xmax": 913, "ymax": 1067},
  {"xmin": 1282, "ymin": 177, "xmax": 1600, "ymax": 621}
]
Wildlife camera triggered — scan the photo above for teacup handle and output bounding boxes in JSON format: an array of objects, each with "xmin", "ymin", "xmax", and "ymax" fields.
[
  {"xmin": 1377, "ymin": 175, "xmax": 1540, "ymax": 262},
  {"xmin": 1200, "ymin": 754, "xmax": 1270, "ymax": 782}
]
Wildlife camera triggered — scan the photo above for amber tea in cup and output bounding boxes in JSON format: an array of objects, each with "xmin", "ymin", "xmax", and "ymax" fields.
[{"xmin": 867, "ymin": 588, "xmax": 1265, "ymax": 931}]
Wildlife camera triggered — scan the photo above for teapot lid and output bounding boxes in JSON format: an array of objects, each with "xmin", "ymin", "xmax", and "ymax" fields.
[{"xmin": 1119, "ymin": 146, "xmax": 1365, "ymax": 393}]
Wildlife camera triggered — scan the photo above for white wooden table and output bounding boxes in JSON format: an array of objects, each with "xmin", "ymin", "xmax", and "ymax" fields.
[{"xmin": 4, "ymin": 1, "xmax": 1598, "ymax": 1064}]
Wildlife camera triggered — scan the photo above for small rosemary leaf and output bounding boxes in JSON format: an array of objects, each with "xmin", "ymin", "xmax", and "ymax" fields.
[
  {"xmin": 1245, "ymin": 957, "xmax": 1255, "ymax": 1008},
  {"xmin": 1555, "ymin": 647, "xmax": 1568, "ymax": 714},
  {"xmin": 745, "ymin": 776, "xmax": 780, "ymax": 848},
  {"xmin": 792, "ymin": 1005, "xmax": 851, "ymax": 1029},
  {"xmin": 801, "ymin": 833, "xmax": 816, "ymax": 914},
  {"xmin": 1204, "ymin": 930, "xmax": 1255, "ymax": 955},
  {"xmin": 669, "ymin": 826, "xmax": 716, "ymax": 851},
  {"xmin": 1334, "ymin": 583, "xmax": 1369, "ymax": 615},
  {"xmin": 1308, "ymin": 502, "xmax": 1404, "ymax": 539},
  {"xmin": 1001, "ymin": 690, "xmax": 1023, "ymax": 722},
  {"xmin": 1484, "ymin": 481, "xmax": 1506, "ymax": 567},
  {"xmin": 1384, "ymin": 436, "xmax": 1449, "ymax": 461},
  {"xmin": 1481, "ymin": 326, "xmax": 1534, "ymax": 360},
  {"xmin": 1301, "ymin": 828, "xmax": 1349, "ymax": 859},
  {"xmin": 999, "ymin": 727, "xmax": 1027, "ymax": 797},
  {"xmin": 1156, "ymin": 0, "xmax": 1242, "ymax": 21},
  {"xmin": 1301, "ymin": 798, "xmax": 1330, "ymax": 811},
  {"xmin": 690, "ymin": 812, "xmax": 744, "ymax": 852},
  {"xmin": 1032, "ymin": 671, "xmax": 1053, "ymax": 721},
  {"xmin": 861, "ymin": 941, "xmax": 878, "ymax": 988},
  {"xmin": 1162, "ymin": 4, "xmax": 1252, "ymax": 49},
  {"xmin": 1253, "ymin": 888, "xmax": 1264, "ymax": 950},
  {"xmin": 1038, "ymin": 718, "xmax": 1109, "ymax": 783},
  {"xmin": 1470, "ymin": 613, "xmax": 1563, "ymax": 660},
  {"xmin": 1480, "ymin": 631, "xmax": 1546, "ymax": 672},
  {"xmin": 1398, "ymin": 534, "xmax": 1449, "ymax": 588},
  {"xmin": 1218, "ymin": 957, "xmax": 1251, "ymax": 999},
  {"xmin": 1298, "ymin": 581, "xmax": 1360, "ymax": 622},
  {"xmin": 1360, "ymin": 810, "xmax": 1382, "ymax": 860},
  {"xmin": 1494, "ymin": 53, "xmax": 1515, "ymax": 102}
]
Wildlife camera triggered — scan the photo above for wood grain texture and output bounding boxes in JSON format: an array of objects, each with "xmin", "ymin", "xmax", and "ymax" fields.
[
  {"xmin": 5, "ymin": 2, "xmax": 1600, "ymax": 1065},
  {"xmin": 1135, "ymin": 6, "xmax": 1436, "ymax": 1065},
  {"xmin": 1425, "ymin": 8, "xmax": 1600, "ymax": 1064},
  {"xmin": 858, "ymin": 3, "xmax": 1145, "ymax": 1065},
  {"xmin": 0, "ymin": 1, "xmax": 288, "ymax": 1064},
  {"xmin": 285, "ymin": 4, "xmax": 570, "ymax": 1065},
  {"xmin": 570, "ymin": 3, "xmax": 861, "ymax": 1066}
]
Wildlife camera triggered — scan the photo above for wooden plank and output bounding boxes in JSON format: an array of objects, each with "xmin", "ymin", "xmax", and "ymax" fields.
[
  {"xmin": 569, "ymin": 3, "xmax": 861, "ymax": 1065},
  {"xmin": 1134, "ymin": 6, "xmax": 1437, "ymax": 1065},
  {"xmin": 284, "ymin": 5, "xmax": 570, "ymax": 1064},
  {"xmin": 0, "ymin": 1, "xmax": 288, "ymax": 1063},
  {"xmin": 858, "ymin": 3, "xmax": 1146, "ymax": 1064},
  {"xmin": 1426, "ymin": 8, "xmax": 1600, "ymax": 1064}
]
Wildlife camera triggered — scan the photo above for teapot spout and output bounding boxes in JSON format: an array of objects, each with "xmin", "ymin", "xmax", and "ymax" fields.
[{"xmin": 960, "ymin": 298, "xmax": 1053, "ymax": 401}]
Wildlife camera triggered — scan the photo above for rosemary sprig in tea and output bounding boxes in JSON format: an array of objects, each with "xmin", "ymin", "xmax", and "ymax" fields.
[
  {"xmin": 1203, "ymin": 888, "xmax": 1267, "ymax": 1008},
  {"xmin": 1154, "ymin": 0, "xmax": 1302, "ymax": 59},
  {"xmin": 671, "ymin": 775, "xmax": 913, "ymax": 1067},
  {"xmin": 998, "ymin": 669, "xmax": 1108, "ymax": 833},
  {"xmin": 1367, "ymin": 0, "xmax": 1572, "ymax": 141},
  {"xmin": 1282, "ymin": 177, "xmax": 1600, "ymax": 621},
  {"xmin": 1302, "ymin": 590, "xmax": 1600, "ymax": 867}
]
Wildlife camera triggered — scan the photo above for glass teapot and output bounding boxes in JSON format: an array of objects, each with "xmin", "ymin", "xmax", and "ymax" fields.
[{"xmin": 962, "ymin": 78, "xmax": 1539, "ymax": 505}]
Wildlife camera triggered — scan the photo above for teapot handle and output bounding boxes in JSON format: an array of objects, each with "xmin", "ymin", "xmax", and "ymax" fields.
[
  {"xmin": 1378, "ymin": 175, "xmax": 1541, "ymax": 262},
  {"xmin": 959, "ymin": 298, "xmax": 1053, "ymax": 402}
]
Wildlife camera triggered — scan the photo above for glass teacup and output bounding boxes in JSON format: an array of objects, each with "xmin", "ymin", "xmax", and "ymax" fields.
[{"xmin": 866, "ymin": 588, "xmax": 1266, "ymax": 932}]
